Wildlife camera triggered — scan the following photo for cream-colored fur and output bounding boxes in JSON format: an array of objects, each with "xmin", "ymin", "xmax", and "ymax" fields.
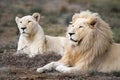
[
  {"xmin": 37, "ymin": 10, "xmax": 120, "ymax": 74},
  {"xmin": 15, "ymin": 13, "xmax": 67, "ymax": 57}
]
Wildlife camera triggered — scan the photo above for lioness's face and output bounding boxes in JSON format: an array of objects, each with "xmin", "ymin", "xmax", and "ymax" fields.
[
  {"xmin": 15, "ymin": 13, "xmax": 40, "ymax": 37},
  {"xmin": 67, "ymin": 18, "xmax": 93, "ymax": 45}
]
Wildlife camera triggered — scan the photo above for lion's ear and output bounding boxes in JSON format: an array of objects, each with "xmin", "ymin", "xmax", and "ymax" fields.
[
  {"xmin": 72, "ymin": 13, "xmax": 80, "ymax": 23},
  {"xmin": 32, "ymin": 13, "xmax": 40, "ymax": 22},
  {"xmin": 88, "ymin": 18, "xmax": 97, "ymax": 29},
  {"xmin": 15, "ymin": 17, "xmax": 20, "ymax": 23}
]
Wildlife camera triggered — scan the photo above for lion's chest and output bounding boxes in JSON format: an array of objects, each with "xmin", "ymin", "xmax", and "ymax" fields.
[{"xmin": 63, "ymin": 47, "xmax": 82, "ymax": 66}]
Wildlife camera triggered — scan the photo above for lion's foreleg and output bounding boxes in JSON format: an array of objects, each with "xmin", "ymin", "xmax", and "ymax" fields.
[
  {"xmin": 55, "ymin": 65, "xmax": 79, "ymax": 74},
  {"xmin": 36, "ymin": 61, "xmax": 61, "ymax": 73}
]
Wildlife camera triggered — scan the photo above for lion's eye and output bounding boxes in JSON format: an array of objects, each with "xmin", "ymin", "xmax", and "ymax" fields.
[
  {"xmin": 79, "ymin": 26, "xmax": 83, "ymax": 28},
  {"xmin": 28, "ymin": 20, "xmax": 31, "ymax": 23}
]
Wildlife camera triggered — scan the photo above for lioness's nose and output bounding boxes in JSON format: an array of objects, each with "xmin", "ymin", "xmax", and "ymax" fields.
[
  {"xmin": 69, "ymin": 33, "xmax": 75, "ymax": 36},
  {"xmin": 21, "ymin": 27, "xmax": 26, "ymax": 30}
]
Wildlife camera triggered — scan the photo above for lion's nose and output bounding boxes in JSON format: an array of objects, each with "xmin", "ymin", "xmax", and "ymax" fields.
[
  {"xmin": 21, "ymin": 27, "xmax": 26, "ymax": 30},
  {"xmin": 69, "ymin": 33, "xmax": 75, "ymax": 36}
]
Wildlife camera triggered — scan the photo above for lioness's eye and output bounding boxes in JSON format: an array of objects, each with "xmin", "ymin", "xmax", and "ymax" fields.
[
  {"xmin": 28, "ymin": 20, "xmax": 31, "ymax": 23},
  {"xmin": 79, "ymin": 26, "xmax": 83, "ymax": 28}
]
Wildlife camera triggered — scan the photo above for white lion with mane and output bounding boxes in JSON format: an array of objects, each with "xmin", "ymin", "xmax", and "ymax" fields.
[
  {"xmin": 15, "ymin": 13, "xmax": 67, "ymax": 57},
  {"xmin": 37, "ymin": 10, "xmax": 120, "ymax": 74}
]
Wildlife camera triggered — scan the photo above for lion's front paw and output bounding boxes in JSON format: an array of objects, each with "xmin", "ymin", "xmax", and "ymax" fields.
[
  {"xmin": 28, "ymin": 54, "xmax": 36, "ymax": 58},
  {"xmin": 13, "ymin": 50, "xmax": 24, "ymax": 56},
  {"xmin": 36, "ymin": 68, "xmax": 45, "ymax": 73},
  {"xmin": 56, "ymin": 65, "xmax": 71, "ymax": 73}
]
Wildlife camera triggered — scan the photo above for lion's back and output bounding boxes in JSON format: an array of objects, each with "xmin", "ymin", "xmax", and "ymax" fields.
[{"xmin": 45, "ymin": 35, "xmax": 67, "ymax": 56}]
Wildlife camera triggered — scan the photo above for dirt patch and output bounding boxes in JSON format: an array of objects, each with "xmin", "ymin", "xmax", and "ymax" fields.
[
  {"xmin": 0, "ymin": 49, "xmax": 62, "ymax": 80},
  {"xmin": 0, "ymin": 48, "xmax": 120, "ymax": 80}
]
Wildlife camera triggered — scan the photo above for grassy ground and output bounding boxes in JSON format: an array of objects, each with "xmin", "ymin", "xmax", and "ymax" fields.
[
  {"xmin": 0, "ymin": 0, "xmax": 120, "ymax": 79},
  {"xmin": 0, "ymin": 49, "xmax": 120, "ymax": 80}
]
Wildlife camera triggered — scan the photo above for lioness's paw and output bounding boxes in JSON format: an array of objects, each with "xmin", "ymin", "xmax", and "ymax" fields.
[
  {"xmin": 36, "ymin": 68, "xmax": 45, "ymax": 73},
  {"xmin": 13, "ymin": 50, "xmax": 24, "ymax": 56},
  {"xmin": 28, "ymin": 54, "xmax": 36, "ymax": 58}
]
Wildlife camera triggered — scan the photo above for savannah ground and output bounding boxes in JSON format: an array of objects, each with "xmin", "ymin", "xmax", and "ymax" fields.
[{"xmin": 0, "ymin": 0, "xmax": 120, "ymax": 79}]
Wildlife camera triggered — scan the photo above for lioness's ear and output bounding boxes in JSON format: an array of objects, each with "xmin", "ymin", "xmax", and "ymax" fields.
[
  {"xmin": 72, "ymin": 13, "xmax": 80, "ymax": 23},
  {"xmin": 32, "ymin": 13, "xmax": 40, "ymax": 22},
  {"xmin": 15, "ymin": 17, "xmax": 20, "ymax": 23},
  {"xmin": 88, "ymin": 18, "xmax": 97, "ymax": 29}
]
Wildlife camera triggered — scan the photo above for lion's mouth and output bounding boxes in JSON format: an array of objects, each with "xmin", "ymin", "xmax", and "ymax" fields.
[
  {"xmin": 22, "ymin": 31, "xmax": 28, "ymax": 34},
  {"xmin": 21, "ymin": 32, "xmax": 29, "ymax": 36},
  {"xmin": 70, "ymin": 37, "xmax": 83, "ymax": 45},
  {"xmin": 22, "ymin": 32, "xmax": 26, "ymax": 34},
  {"xmin": 22, "ymin": 31, "xmax": 26, "ymax": 33},
  {"xmin": 70, "ymin": 38, "xmax": 78, "ymax": 42}
]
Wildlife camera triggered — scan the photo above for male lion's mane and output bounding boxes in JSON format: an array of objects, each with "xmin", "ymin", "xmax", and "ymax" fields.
[{"xmin": 60, "ymin": 11, "xmax": 113, "ymax": 71}]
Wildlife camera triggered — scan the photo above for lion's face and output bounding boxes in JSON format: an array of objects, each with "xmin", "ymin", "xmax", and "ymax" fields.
[
  {"xmin": 15, "ymin": 13, "xmax": 40, "ymax": 37},
  {"xmin": 67, "ymin": 18, "xmax": 96, "ymax": 45}
]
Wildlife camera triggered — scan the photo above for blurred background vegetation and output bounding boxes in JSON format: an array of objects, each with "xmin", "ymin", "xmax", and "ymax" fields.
[{"xmin": 0, "ymin": 0, "xmax": 120, "ymax": 47}]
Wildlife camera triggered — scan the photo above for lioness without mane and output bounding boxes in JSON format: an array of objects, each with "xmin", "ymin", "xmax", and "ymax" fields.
[{"xmin": 15, "ymin": 13, "xmax": 67, "ymax": 57}]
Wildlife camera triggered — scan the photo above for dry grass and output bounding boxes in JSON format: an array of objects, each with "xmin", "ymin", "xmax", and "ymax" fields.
[{"xmin": 43, "ymin": 25, "xmax": 66, "ymax": 36}]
